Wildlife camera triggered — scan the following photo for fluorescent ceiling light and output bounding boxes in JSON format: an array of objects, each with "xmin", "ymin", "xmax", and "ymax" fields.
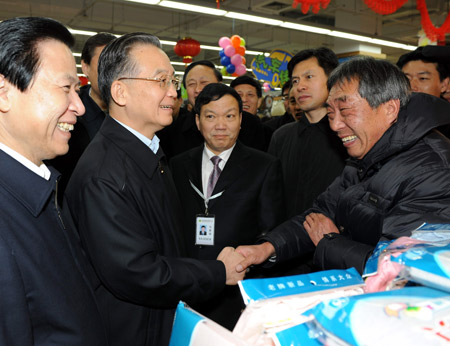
[
  {"xmin": 73, "ymin": 53, "xmax": 82, "ymax": 57},
  {"xmin": 160, "ymin": 40, "xmax": 177, "ymax": 46},
  {"xmin": 68, "ymin": 28, "xmax": 98, "ymax": 36},
  {"xmin": 280, "ymin": 22, "xmax": 331, "ymax": 35},
  {"xmin": 329, "ymin": 31, "xmax": 370, "ymax": 42},
  {"xmin": 225, "ymin": 12, "xmax": 283, "ymax": 26},
  {"xmin": 159, "ymin": 1, "xmax": 226, "ymax": 16},
  {"xmin": 200, "ymin": 44, "xmax": 222, "ymax": 51},
  {"xmin": 369, "ymin": 39, "xmax": 416, "ymax": 50},
  {"xmin": 125, "ymin": 0, "xmax": 161, "ymax": 4}
]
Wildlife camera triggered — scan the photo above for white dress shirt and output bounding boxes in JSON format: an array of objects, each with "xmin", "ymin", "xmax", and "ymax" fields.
[{"xmin": 201, "ymin": 144, "xmax": 235, "ymax": 195}]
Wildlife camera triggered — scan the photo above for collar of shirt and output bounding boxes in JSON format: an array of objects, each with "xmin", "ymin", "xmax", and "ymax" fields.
[
  {"xmin": 112, "ymin": 117, "xmax": 160, "ymax": 154},
  {"xmin": 201, "ymin": 143, "xmax": 236, "ymax": 194},
  {"xmin": 0, "ymin": 142, "xmax": 51, "ymax": 180}
]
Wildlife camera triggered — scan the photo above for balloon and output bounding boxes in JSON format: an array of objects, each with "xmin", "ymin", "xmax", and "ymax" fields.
[
  {"xmin": 232, "ymin": 72, "xmax": 238, "ymax": 77},
  {"xmin": 220, "ymin": 56, "xmax": 231, "ymax": 66},
  {"xmin": 240, "ymin": 37, "xmax": 246, "ymax": 46},
  {"xmin": 263, "ymin": 82, "xmax": 270, "ymax": 93},
  {"xmin": 218, "ymin": 36, "xmax": 231, "ymax": 49},
  {"xmin": 224, "ymin": 45, "xmax": 236, "ymax": 57},
  {"xmin": 235, "ymin": 64, "xmax": 247, "ymax": 76},
  {"xmin": 230, "ymin": 54, "xmax": 242, "ymax": 66},
  {"xmin": 236, "ymin": 46, "xmax": 246, "ymax": 56},
  {"xmin": 220, "ymin": 66, "xmax": 228, "ymax": 76},
  {"xmin": 226, "ymin": 64, "xmax": 236, "ymax": 74},
  {"xmin": 219, "ymin": 49, "xmax": 226, "ymax": 58},
  {"xmin": 242, "ymin": 57, "xmax": 246, "ymax": 65}
]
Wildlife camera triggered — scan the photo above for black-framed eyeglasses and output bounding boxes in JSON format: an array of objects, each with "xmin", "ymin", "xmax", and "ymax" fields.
[{"xmin": 118, "ymin": 76, "xmax": 181, "ymax": 90}]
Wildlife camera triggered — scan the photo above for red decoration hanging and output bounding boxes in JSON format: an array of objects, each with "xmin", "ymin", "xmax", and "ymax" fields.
[
  {"xmin": 362, "ymin": 0, "xmax": 408, "ymax": 15},
  {"xmin": 174, "ymin": 37, "xmax": 201, "ymax": 64},
  {"xmin": 292, "ymin": 0, "xmax": 331, "ymax": 14},
  {"xmin": 417, "ymin": 0, "xmax": 450, "ymax": 43},
  {"xmin": 216, "ymin": 0, "xmax": 224, "ymax": 9}
]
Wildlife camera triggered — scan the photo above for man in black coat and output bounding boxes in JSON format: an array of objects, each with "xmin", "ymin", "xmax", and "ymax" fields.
[
  {"xmin": 170, "ymin": 83, "xmax": 285, "ymax": 329},
  {"xmin": 65, "ymin": 32, "xmax": 245, "ymax": 346},
  {"xmin": 158, "ymin": 60, "xmax": 271, "ymax": 158},
  {"xmin": 0, "ymin": 17, "xmax": 107, "ymax": 345},
  {"xmin": 235, "ymin": 57, "xmax": 450, "ymax": 275}
]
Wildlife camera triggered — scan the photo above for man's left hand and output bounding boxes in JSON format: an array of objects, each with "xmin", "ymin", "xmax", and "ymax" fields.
[{"xmin": 303, "ymin": 213, "xmax": 339, "ymax": 246}]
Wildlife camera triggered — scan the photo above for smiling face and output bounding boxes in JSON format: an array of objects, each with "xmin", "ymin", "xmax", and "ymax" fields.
[
  {"xmin": 0, "ymin": 39, "xmax": 84, "ymax": 165},
  {"xmin": 233, "ymin": 83, "xmax": 261, "ymax": 115},
  {"xmin": 115, "ymin": 44, "xmax": 177, "ymax": 139},
  {"xmin": 195, "ymin": 94, "xmax": 242, "ymax": 155},
  {"xmin": 326, "ymin": 78, "xmax": 397, "ymax": 160},
  {"xmin": 291, "ymin": 57, "xmax": 329, "ymax": 121},
  {"xmin": 402, "ymin": 60, "xmax": 449, "ymax": 97},
  {"xmin": 185, "ymin": 65, "xmax": 220, "ymax": 107}
]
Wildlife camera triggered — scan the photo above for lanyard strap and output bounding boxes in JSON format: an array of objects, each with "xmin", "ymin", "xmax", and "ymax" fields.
[{"xmin": 190, "ymin": 180, "xmax": 224, "ymax": 215}]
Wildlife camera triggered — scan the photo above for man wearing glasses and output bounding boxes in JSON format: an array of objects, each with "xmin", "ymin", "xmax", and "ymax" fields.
[{"xmin": 64, "ymin": 33, "xmax": 245, "ymax": 346}]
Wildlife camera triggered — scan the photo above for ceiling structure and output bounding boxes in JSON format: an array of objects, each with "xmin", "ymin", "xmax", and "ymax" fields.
[{"xmin": 0, "ymin": 0, "xmax": 448, "ymax": 77}]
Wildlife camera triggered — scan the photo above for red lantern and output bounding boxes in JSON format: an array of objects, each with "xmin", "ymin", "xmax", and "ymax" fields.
[{"xmin": 174, "ymin": 37, "xmax": 201, "ymax": 64}]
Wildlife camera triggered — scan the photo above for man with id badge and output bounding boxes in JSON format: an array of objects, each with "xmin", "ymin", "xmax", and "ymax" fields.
[{"xmin": 171, "ymin": 83, "xmax": 285, "ymax": 330}]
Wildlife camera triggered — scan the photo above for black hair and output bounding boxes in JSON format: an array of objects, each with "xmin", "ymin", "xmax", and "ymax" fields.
[
  {"xmin": 98, "ymin": 32, "xmax": 161, "ymax": 106},
  {"xmin": 328, "ymin": 56, "xmax": 411, "ymax": 108},
  {"xmin": 230, "ymin": 75, "xmax": 262, "ymax": 98},
  {"xmin": 0, "ymin": 17, "xmax": 74, "ymax": 92},
  {"xmin": 81, "ymin": 32, "xmax": 116, "ymax": 65},
  {"xmin": 182, "ymin": 60, "xmax": 222, "ymax": 88},
  {"xmin": 288, "ymin": 47, "xmax": 338, "ymax": 78},
  {"xmin": 194, "ymin": 83, "xmax": 242, "ymax": 115},
  {"xmin": 397, "ymin": 46, "xmax": 449, "ymax": 81},
  {"xmin": 281, "ymin": 79, "xmax": 292, "ymax": 95}
]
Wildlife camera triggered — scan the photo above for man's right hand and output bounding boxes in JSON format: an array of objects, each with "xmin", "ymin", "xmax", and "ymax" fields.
[
  {"xmin": 235, "ymin": 242, "xmax": 275, "ymax": 273},
  {"xmin": 217, "ymin": 247, "xmax": 246, "ymax": 285}
]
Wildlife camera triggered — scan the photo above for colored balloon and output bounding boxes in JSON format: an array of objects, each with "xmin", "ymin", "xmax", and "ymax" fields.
[
  {"xmin": 240, "ymin": 37, "xmax": 246, "ymax": 46},
  {"xmin": 224, "ymin": 45, "xmax": 236, "ymax": 57},
  {"xmin": 236, "ymin": 46, "xmax": 246, "ymax": 56},
  {"xmin": 226, "ymin": 64, "xmax": 236, "ymax": 74},
  {"xmin": 230, "ymin": 54, "xmax": 243, "ymax": 66},
  {"xmin": 221, "ymin": 56, "xmax": 231, "ymax": 66},
  {"xmin": 235, "ymin": 64, "xmax": 247, "ymax": 76},
  {"xmin": 219, "ymin": 36, "xmax": 231, "ymax": 48},
  {"xmin": 231, "ymin": 35, "xmax": 241, "ymax": 48},
  {"xmin": 220, "ymin": 66, "xmax": 228, "ymax": 76},
  {"xmin": 242, "ymin": 57, "xmax": 246, "ymax": 65},
  {"xmin": 219, "ymin": 49, "xmax": 226, "ymax": 58}
]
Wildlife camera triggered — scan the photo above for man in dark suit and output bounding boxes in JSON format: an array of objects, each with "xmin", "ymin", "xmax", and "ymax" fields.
[
  {"xmin": 170, "ymin": 83, "xmax": 285, "ymax": 329},
  {"xmin": 64, "ymin": 33, "xmax": 245, "ymax": 346},
  {"xmin": 158, "ymin": 60, "xmax": 271, "ymax": 158},
  {"xmin": 48, "ymin": 32, "xmax": 116, "ymax": 203},
  {"xmin": 0, "ymin": 17, "xmax": 107, "ymax": 345}
]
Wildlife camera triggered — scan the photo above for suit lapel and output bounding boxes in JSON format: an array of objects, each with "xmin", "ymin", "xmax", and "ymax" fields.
[{"xmin": 208, "ymin": 141, "xmax": 248, "ymax": 208}]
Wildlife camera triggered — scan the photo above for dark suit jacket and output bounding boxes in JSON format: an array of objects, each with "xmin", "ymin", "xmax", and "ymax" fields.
[
  {"xmin": 158, "ymin": 109, "xmax": 272, "ymax": 159},
  {"xmin": 65, "ymin": 116, "xmax": 226, "ymax": 346},
  {"xmin": 0, "ymin": 150, "xmax": 107, "ymax": 346},
  {"xmin": 170, "ymin": 141, "xmax": 285, "ymax": 328}
]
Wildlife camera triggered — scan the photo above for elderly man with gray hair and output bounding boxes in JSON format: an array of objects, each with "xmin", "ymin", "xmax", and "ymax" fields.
[{"xmin": 235, "ymin": 57, "xmax": 450, "ymax": 275}]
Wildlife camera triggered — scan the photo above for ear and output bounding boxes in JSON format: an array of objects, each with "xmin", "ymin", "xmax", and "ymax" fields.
[
  {"xmin": 0, "ymin": 75, "xmax": 11, "ymax": 113},
  {"xmin": 257, "ymin": 97, "xmax": 262, "ymax": 109},
  {"xmin": 238, "ymin": 112, "xmax": 243, "ymax": 127},
  {"xmin": 440, "ymin": 77, "xmax": 450, "ymax": 94},
  {"xmin": 195, "ymin": 114, "xmax": 200, "ymax": 131},
  {"xmin": 81, "ymin": 60, "xmax": 90, "ymax": 80},
  {"xmin": 110, "ymin": 80, "xmax": 127, "ymax": 107},
  {"xmin": 383, "ymin": 99, "xmax": 400, "ymax": 125}
]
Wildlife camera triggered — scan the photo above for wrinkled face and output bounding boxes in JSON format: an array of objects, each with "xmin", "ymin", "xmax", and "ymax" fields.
[
  {"xmin": 402, "ymin": 60, "xmax": 449, "ymax": 97},
  {"xmin": 195, "ymin": 94, "xmax": 242, "ymax": 155},
  {"xmin": 233, "ymin": 83, "xmax": 261, "ymax": 115},
  {"xmin": 81, "ymin": 45, "xmax": 106, "ymax": 98},
  {"xmin": 291, "ymin": 57, "xmax": 329, "ymax": 113},
  {"xmin": 185, "ymin": 65, "xmax": 219, "ymax": 107},
  {"xmin": 3, "ymin": 39, "xmax": 84, "ymax": 165},
  {"xmin": 118, "ymin": 44, "xmax": 177, "ymax": 137},
  {"xmin": 288, "ymin": 88, "xmax": 302, "ymax": 121},
  {"xmin": 326, "ymin": 79, "xmax": 396, "ymax": 160}
]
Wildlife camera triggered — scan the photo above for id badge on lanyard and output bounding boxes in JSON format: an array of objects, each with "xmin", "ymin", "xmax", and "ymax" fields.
[{"xmin": 190, "ymin": 180, "xmax": 224, "ymax": 247}]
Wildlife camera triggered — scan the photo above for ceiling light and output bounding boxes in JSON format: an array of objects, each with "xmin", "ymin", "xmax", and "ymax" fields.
[
  {"xmin": 124, "ymin": 0, "xmax": 161, "ymax": 4},
  {"xmin": 159, "ymin": 1, "xmax": 227, "ymax": 16},
  {"xmin": 225, "ymin": 12, "xmax": 283, "ymax": 26},
  {"xmin": 369, "ymin": 39, "xmax": 416, "ymax": 50},
  {"xmin": 68, "ymin": 28, "xmax": 98, "ymax": 36},
  {"xmin": 280, "ymin": 22, "xmax": 331, "ymax": 35},
  {"xmin": 329, "ymin": 31, "xmax": 370, "ymax": 42},
  {"xmin": 160, "ymin": 40, "xmax": 176, "ymax": 46}
]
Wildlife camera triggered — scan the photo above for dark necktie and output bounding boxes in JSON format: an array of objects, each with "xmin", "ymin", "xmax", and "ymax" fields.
[{"xmin": 207, "ymin": 156, "xmax": 222, "ymax": 198}]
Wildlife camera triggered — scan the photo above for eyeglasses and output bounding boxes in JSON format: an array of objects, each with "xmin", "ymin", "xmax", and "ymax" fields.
[{"xmin": 118, "ymin": 76, "xmax": 181, "ymax": 90}]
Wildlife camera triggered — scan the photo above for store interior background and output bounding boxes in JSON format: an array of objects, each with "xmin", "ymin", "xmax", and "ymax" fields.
[{"xmin": 2, "ymin": 0, "xmax": 448, "ymax": 87}]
